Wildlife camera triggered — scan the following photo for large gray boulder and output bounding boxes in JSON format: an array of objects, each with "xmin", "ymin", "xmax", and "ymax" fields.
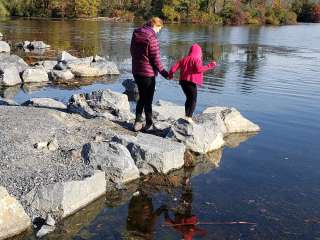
[
  {"xmin": 0, "ymin": 65, "xmax": 22, "ymax": 86},
  {"xmin": 122, "ymin": 78, "xmax": 138, "ymax": 94},
  {"xmin": 22, "ymin": 66, "xmax": 49, "ymax": 83},
  {"xmin": 166, "ymin": 113, "xmax": 226, "ymax": 154},
  {"xmin": 0, "ymin": 54, "xmax": 28, "ymax": 73},
  {"xmin": 40, "ymin": 60, "xmax": 58, "ymax": 73},
  {"xmin": 0, "ymin": 187, "xmax": 31, "ymax": 239},
  {"xmin": 0, "ymin": 41, "xmax": 10, "ymax": 53},
  {"xmin": 22, "ymin": 98, "xmax": 67, "ymax": 110},
  {"xmin": 83, "ymin": 142, "xmax": 140, "ymax": 184},
  {"xmin": 114, "ymin": 133, "xmax": 185, "ymax": 174},
  {"xmin": 24, "ymin": 171, "xmax": 106, "ymax": 219},
  {"xmin": 153, "ymin": 100, "xmax": 185, "ymax": 121},
  {"xmin": 68, "ymin": 59, "xmax": 120, "ymax": 77},
  {"xmin": 49, "ymin": 70, "xmax": 74, "ymax": 81},
  {"xmin": 203, "ymin": 107, "xmax": 260, "ymax": 133},
  {"xmin": 68, "ymin": 89, "xmax": 133, "ymax": 121}
]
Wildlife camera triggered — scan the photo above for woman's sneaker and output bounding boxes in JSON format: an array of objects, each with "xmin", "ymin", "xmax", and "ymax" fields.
[{"xmin": 133, "ymin": 121, "xmax": 143, "ymax": 132}]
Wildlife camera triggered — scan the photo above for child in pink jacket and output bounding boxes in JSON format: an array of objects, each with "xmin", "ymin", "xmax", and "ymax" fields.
[{"xmin": 168, "ymin": 44, "xmax": 217, "ymax": 123}]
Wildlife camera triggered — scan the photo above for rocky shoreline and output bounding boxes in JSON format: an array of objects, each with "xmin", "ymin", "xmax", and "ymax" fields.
[{"xmin": 0, "ymin": 36, "xmax": 260, "ymax": 239}]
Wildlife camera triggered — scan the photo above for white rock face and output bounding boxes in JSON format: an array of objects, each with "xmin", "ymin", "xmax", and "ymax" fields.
[
  {"xmin": 0, "ymin": 187, "xmax": 31, "ymax": 239},
  {"xmin": 166, "ymin": 113, "xmax": 226, "ymax": 154},
  {"xmin": 0, "ymin": 41, "xmax": 10, "ymax": 53},
  {"xmin": 0, "ymin": 65, "xmax": 22, "ymax": 86},
  {"xmin": 49, "ymin": 70, "xmax": 74, "ymax": 81},
  {"xmin": 114, "ymin": 133, "xmax": 185, "ymax": 174},
  {"xmin": 203, "ymin": 107, "xmax": 261, "ymax": 133},
  {"xmin": 29, "ymin": 41, "xmax": 50, "ymax": 49},
  {"xmin": 24, "ymin": 171, "xmax": 106, "ymax": 219},
  {"xmin": 22, "ymin": 98, "xmax": 67, "ymax": 110},
  {"xmin": 22, "ymin": 66, "xmax": 49, "ymax": 83},
  {"xmin": 83, "ymin": 142, "xmax": 140, "ymax": 184}
]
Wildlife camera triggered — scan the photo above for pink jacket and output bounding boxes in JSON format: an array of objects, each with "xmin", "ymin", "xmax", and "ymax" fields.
[{"xmin": 168, "ymin": 44, "xmax": 216, "ymax": 85}]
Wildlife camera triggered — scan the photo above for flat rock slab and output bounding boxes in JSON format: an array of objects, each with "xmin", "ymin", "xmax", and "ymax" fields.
[
  {"xmin": 203, "ymin": 107, "xmax": 260, "ymax": 133},
  {"xmin": 166, "ymin": 113, "xmax": 226, "ymax": 154},
  {"xmin": 152, "ymin": 100, "xmax": 185, "ymax": 121},
  {"xmin": 114, "ymin": 133, "xmax": 185, "ymax": 174},
  {"xmin": 22, "ymin": 98, "xmax": 67, "ymax": 110},
  {"xmin": 83, "ymin": 142, "xmax": 140, "ymax": 184},
  {"xmin": 0, "ymin": 187, "xmax": 31, "ymax": 240},
  {"xmin": 24, "ymin": 171, "xmax": 106, "ymax": 219}
]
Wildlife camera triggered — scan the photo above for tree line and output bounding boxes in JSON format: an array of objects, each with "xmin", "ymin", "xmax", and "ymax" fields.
[{"xmin": 0, "ymin": 0, "xmax": 319, "ymax": 25}]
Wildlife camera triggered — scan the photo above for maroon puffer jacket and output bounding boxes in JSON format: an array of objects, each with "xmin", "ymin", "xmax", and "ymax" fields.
[{"xmin": 130, "ymin": 25, "xmax": 167, "ymax": 78}]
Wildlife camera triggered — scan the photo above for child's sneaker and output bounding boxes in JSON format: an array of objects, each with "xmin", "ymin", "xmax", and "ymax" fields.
[
  {"xmin": 185, "ymin": 117, "xmax": 194, "ymax": 124},
  {"xmin": 133, "ymin": 121, "xmax": 143, "ymax": 132}
]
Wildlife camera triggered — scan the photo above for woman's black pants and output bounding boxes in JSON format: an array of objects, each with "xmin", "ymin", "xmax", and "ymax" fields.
[
  {"xmin": 134, "ymin": 75, "xmax": 155, "ymax": 125},
  {"xmin": 180, "ymin": 80, "xmax": 197, "ymax": 117}
]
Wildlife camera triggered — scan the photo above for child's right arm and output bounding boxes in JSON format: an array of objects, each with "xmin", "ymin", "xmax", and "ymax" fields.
[
  {"xmin": 168, "ymin": 60, "xmax": 181, "ymax": 79},
  {"xmin": 194, "ymin": 59, "xmax": 217, "ymax": 73}
]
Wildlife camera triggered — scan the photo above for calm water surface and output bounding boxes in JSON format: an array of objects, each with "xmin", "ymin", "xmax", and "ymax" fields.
[{"xmin": 1, "ymin": 19, "xmax": 320, "ymax": 239}]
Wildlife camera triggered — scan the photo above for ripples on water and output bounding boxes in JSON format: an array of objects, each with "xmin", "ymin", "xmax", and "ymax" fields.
[{"xmin": 1, "ymin": 19, "xmax": 320, "ymax": 239}]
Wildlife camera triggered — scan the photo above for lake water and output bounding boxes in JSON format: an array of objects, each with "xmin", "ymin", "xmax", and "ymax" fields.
[{"xmin": 1, "ymin": 19, "xmax": 320, "ymax": 239}]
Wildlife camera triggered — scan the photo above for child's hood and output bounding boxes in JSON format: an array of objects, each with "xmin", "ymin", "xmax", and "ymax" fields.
[{"xmin": 188, "ymin": 44, "xmax": 202, "ymax": 59}]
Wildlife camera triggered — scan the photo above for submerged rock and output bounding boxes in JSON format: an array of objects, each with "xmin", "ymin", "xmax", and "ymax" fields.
[
  {"xmin": 203, "ymin": 107, "xmax": 261, "ymax": 133},
  {"xmin": 0, "ymin": 41, "xmax": 10, "ymax": 53},
  {"xmin": 166, "ymin": 113, "xmax": 226, "ymax": 154},
  {"xmin": 0, "ymin": 187, "xmax": 31, "ymax": 239},
  {"xmin": 22, "ymin": 98, "xmax": 67, "ymax": 110},
  {"xmin": 68, "ymin": 89, "xmax": 133, "ymax": 121},
  {"xmin": 22, "ymin": 66, "xmax": 49, "ymax": 83},
  {"xmin": 0, "ymin": 65, "xmax": 22, "ymax": 86},
  {"xmin": 114, "ymin": 133, "xmax": 185, "ymax": 174},
  {"xmin": 83, "ymin": 141, "xmax": 140, "ymax": 184},
  {"xmin": 24, "ymin": 171, "xmax": 106, "ymax": 219}
]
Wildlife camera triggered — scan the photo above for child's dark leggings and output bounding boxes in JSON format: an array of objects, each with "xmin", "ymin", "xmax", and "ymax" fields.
[
  {"xmin": 180, "ymin": 80, "xmax": 197, "ymax": 117},
  {"xmin": 134, "ymin": 75, "xmax": 156, "ymax": 125}
]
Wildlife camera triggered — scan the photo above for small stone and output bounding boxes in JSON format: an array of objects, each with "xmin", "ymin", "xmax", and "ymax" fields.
[
  {"xmin": 46, "ymin": 214, "xmax": 56, "ymax": 226},
  {"xmin": 47, "ymin": 138, "xmax": 59, "ymax": 151},
  {"xmin": 34, "ymin": 142, "xmax": 48, "ymax": 150},
  {"xmin": 36, "ymin": 225, "xmax": 55, "ymax": 238}
]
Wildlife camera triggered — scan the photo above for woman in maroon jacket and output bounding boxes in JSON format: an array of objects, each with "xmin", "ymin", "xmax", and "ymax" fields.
[{"xmin": 130, "ymin": 17, "xmax": 169, "ymax": 132}]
